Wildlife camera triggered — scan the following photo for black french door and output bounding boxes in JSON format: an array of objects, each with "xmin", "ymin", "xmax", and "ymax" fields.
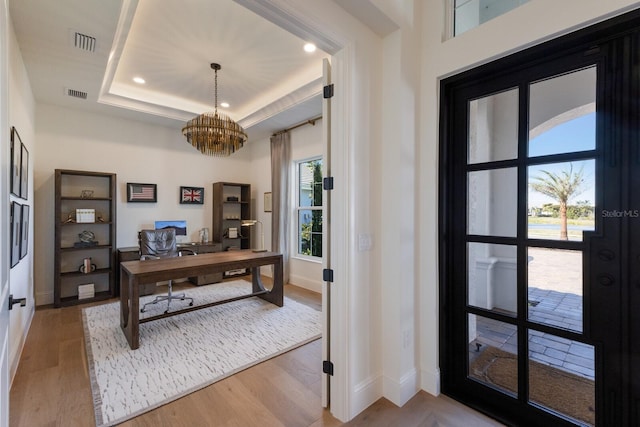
[{"xmin": 440, "ymin": 10, "xmax": 640, "ymax": 427}]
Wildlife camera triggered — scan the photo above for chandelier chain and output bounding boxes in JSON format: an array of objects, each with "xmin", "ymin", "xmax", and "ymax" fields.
[{"xmin": 214, "ymin": 68, "xmax": 218, "ymax": 113}]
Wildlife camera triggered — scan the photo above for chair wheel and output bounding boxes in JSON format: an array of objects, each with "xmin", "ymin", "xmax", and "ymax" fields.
[
  {"xmin": 164, "ymin": 310, "xmax": 168, "ymax": 314},
  {"xmin": 189, "ymin": 302, "xmax": 193, "ymax": 306},
  {"xmin": 140, "ymin": 308, "xmax": 145, "ymax": 313}
]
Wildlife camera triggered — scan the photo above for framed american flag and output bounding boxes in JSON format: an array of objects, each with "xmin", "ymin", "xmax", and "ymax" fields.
[
  {"xmin": 180, "ymin": 186, "xmax": 204, "ymax": 204},
  {"xmin": 127, "ymin": 183, "xmax": 157, "ymax": 202}
]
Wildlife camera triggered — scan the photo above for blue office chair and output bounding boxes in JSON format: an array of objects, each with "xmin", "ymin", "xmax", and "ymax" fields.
[{"xmin": 139, "ymin": 228, "xmax": 195, "ymax": 313}]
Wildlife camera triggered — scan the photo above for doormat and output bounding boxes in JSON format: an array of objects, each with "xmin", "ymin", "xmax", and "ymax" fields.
[{"xmin": 469, "ymin": 346, "xmax": 594, "ymax": 426}]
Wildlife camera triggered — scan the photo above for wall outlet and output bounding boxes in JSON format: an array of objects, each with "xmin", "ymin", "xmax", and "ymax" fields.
[{"xmin": 358, "ymin": 233, "xmax": 373, "ymax": 251}]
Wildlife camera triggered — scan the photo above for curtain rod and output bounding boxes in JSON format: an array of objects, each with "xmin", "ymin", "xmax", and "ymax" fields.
[{"xmin": 272, "ymin": 115, "xmax": 323, "ymax": 137}]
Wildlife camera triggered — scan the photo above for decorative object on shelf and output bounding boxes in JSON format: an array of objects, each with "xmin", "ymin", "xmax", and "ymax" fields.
[
  {"xmin": 80, "ymin": 189, "xmax": 94, "ymax": 198},
  {"xmin": 63, "ymin": 212, "xmax": 76, "ymax": 223},
  {"xmin": 227, "ymin": 227, "xmax": 238, "ymax": 238},
  {"xmin": 180, "ymin": 186, "xmax": 204, "ymax": 204},
  {"xmin": 199, "ymin": 227, "xmax": 209, "ymax": 243},
  {"xmin": 10, "ymin": 127, "xmax": 21, "ymax": 197},
  {"xmin": 96, "ymin": 213, "xmax": 106, "ymax": 222},
  {"xmin": 126, "ymin": 182, "xmax": 157, "ymax": 203},
  {"xmin": 79, "ymin": 257, "xmax": 97, "ymax": 273},
  {"xmin": 75, "ymin": 230, "xmax": 98, "ymax": 247},
  {"xmin": 78, "ymin": 283, "xmax": 95, "ymax": 299},
  {"xmin": 76, "ymin": 208, "xmax": 96, "ymax": 223},
  {"xmin": 242, "ymin": 219, "xmax": 267, "ymax": 252},
  {"xmin": 264, "ymin": 192, "xmax": 272, "ymax": 212},
  {"xmin": 181, "ymin": 63, "xmax": 247, "ymax": 157},
  {"xmin": 20, "ymin": 139, "xmax": 29, "ymax": 200},
  {"xmin": 226, "ymin": 196, "xmax": 239, "ymax": 202},
  {"xmin": 20, "ymin": 204, "xmax": 29, "ymax": 259},
  {"xmin": 10, "ymin": 202, "xmax": 21, "ymax": 268}
]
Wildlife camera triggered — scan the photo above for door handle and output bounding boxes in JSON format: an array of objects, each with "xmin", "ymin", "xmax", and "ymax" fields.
[{"xmin": 8, "ymin": 294, "xmax": 26, "ymax": 310}]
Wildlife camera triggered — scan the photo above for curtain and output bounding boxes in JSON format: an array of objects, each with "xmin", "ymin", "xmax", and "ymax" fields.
[{"xmin": 270, "ymin": 131, "xmax": 291, "ymax": 284}]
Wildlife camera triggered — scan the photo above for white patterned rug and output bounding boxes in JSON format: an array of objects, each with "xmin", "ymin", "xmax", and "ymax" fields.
[{"xmin": 82, "ymin": 280, "xmax": 321, "ymax": 427}]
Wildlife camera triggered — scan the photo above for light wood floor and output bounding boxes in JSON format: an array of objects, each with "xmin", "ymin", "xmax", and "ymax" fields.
[{"xmin": 10, "ymin": 280, "xmax": 504, "ymax": 427}]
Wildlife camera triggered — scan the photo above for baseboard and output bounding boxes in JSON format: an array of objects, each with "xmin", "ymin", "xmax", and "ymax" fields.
[
  {"xmin": 289, "ymin": 274, "xmax": 322, "ymax": 293},
  {"xmin": 9, "ymin": 305, "xmax": 34, "ymax": 386},
  {"xmin": 383, "ymin": 367, "xmax": 420, "ymax": 407},
  {"xmin": 420, "ymin": 366, "xmax": 441, "ymax": 396},
  {"xmin": 36, "ymin": 290, "xmax": 54, "ymax": 306},
  {"xmin": 351, "ymin": 373, "xmax": 382, "ymax": 419}
]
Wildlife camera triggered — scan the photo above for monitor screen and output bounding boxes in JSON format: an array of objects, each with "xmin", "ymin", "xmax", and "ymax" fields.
[{"xmin": 155, "ymin": 220, "xmax": 187, "ymax": 236}]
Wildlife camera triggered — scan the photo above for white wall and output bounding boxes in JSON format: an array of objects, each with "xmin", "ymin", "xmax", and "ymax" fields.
[
  {"xmin": 34, "ymin": 104, "xmax": 254, "ymax": 305},
  {"xmin": 7, "ymin": 12, "xmax": 35, "ymax": 383}
]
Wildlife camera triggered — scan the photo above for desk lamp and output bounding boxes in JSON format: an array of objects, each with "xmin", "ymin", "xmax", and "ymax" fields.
[{"xmin": 241, "ymin": 220, "xmax": 266, "ymax": 252}]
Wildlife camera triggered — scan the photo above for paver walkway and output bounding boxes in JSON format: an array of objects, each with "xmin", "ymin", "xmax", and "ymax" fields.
[{"xmin": 471, "ymin": 247, "xmax": 594, "ymax": 380}]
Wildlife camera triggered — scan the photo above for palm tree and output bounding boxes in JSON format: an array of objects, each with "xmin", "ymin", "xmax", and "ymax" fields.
[{"xmin": 530, "ymin": 164, "xmax": 586, "ymax": 240}]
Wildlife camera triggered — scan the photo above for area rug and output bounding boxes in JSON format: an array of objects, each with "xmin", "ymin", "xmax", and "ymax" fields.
[
  {"xmin": 82, "ymin": 280, "xmax": 321, "ymax": 427},
  {"xmin": 469, "ymin": 346, "xmax": 594, "ymax": 426}
]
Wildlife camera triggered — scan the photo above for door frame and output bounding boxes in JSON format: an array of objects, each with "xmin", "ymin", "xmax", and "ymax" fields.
[{"xmin": 439, "ymin": 9, "xmax": 640, "ymax": 427}]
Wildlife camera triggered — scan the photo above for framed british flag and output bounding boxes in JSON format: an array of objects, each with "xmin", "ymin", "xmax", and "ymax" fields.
[{"xmin": 180, "ymin": 186, "xmax": 204, "ymax": 204}]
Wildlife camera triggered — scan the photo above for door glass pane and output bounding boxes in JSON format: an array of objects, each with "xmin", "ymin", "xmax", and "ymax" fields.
[
  {"xmin": 468, "ymin": 88, "xmax": 519, "ymax": 164},
  {"xmin": 527, "ymin": 248, "xmax": 583, "ymax": 333},
  {"xmin": 528, "ymin": 160, "xmax": 595, "ymax": 241},
  {"xmin": 468, "ymin": 314, "xmax": 518, "ymax": 397},
  {"xmin": 529, "ymin": 67, "xmax": 596, "ymax": 157},
  {"xmin": 468, "ymin": 167, "xmax": 517, "ymax": 237},
  {"xmin": 468, "ymin": 242, "xmax": 517, "ymax": 315},
  {"xmin": 528, "ymin": 331, "xmax": 595, "ymax": 426}
]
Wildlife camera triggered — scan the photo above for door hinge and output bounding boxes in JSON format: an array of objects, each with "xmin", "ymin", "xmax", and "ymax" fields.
[
  {"xmin": 323, "ymin": 84, "xmax": 334, "ymax": 99},
  {"xmin": 323, "ymin": 268, "xmax": 334, "ymax": 282},
  {"xmin": 323, "ymin": 360, "xmax": 334, "ymax": 376},
  {"xmin": 323, "ymin": 176, "xmax": 334, "ymax": 190}
]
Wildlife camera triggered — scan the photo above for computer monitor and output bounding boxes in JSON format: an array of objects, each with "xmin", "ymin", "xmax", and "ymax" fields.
[{"xmin": 155, "ymin": 220, "xmax": 187, "ymax": 241}]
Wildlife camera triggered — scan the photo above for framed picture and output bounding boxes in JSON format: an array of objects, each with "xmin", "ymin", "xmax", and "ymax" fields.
[
  {"xmin": 10, "ymin": 202, "xmax": 21, "ymax": 268},
  {"xmin": 20, "ymin": 204, "xmax": 29, "ymax": 259},
  {"xmin": 10, "ymin": 127, "xmax": 21, "ymax": 197},
  {"xmin": 180, "ymin": 186, "xmax": 204, "ymax": 204},
  {"xmin": 127, "ymin": 183, "xmax": 157, "ymax": 202},
  {"xmin": 264, "ymin": 192, "xmax": 272, "ymax": 212},
  {"xmin": 20, "ymin": 141, "xmax": 29, "ymax": 200}
]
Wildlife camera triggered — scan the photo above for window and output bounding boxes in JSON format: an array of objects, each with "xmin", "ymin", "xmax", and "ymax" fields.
[
  {"xmin": 453, "ymin": 0, "xmax": 529, "ymax": 37},
  {"xmin": 296, "ymin": 157, "xmax": 323, "ymax": 258}
]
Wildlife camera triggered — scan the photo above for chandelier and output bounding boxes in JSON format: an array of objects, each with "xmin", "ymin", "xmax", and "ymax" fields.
[{"xmin": 182, "ymin": 63, "xmax": 247, "ymax": 156}]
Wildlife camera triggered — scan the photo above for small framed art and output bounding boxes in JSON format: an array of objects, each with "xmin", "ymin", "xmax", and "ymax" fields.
[
  {"xmin": 127, "ymin": 183, "xmax": 157, "ymax": 203},
  {"xmin": 20, "ymin": 204, "xmax": 29, "ymax": 259},
  {"xmin": 10, "ymin": 127, "xmax": 21, "ymax": 197},
  {"xmin": 20, "ymin": 141, "xmax": 29, "ymax": 200},
  {"xmin": 10, "ymin": 202, "xmax": 21, "ymax": 268},
  {"xmin": 264, "ymin": 192, "xmax": 272, "ymax": 212},
  {"xmin": 180, "ymin": 186, "xmax": 204, "ymax": 204}
]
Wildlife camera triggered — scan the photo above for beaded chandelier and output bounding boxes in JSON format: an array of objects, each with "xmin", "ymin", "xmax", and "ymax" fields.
[{"xmin": 182, "ymin": 63, "xmax": 247, "ymax": 156}]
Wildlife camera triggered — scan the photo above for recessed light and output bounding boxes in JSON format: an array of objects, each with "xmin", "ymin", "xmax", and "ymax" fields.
[
  {"xmin": 220, "ymin": 102, "xmax": 230, "ymax": 108},
  {"xmin": 133, "ymin": 76, "xmax": 145, "ymax": 84},
  {"xmin": 304, "ymin": 43, "xmax": 316, "ymax": 53}
]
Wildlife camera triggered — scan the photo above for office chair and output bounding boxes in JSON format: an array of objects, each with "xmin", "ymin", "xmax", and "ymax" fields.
[{"xmin": 139, "ymin": 228, "xmax": 196, "ymax": 313}]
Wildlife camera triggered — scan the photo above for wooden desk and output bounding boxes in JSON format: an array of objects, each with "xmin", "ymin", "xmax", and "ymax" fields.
[{"xmin": 119, "ymin": 250, "xmax": 283, "ymax": 349}]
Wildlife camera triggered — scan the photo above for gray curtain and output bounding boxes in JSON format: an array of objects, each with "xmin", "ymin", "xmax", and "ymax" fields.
[{"xmin": 270, "ymin": 131, "xmax": 291, "ymax": 284}]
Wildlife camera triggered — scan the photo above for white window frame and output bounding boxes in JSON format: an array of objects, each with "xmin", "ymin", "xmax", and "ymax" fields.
[{"xmin": 293, "ymin": 156, "xmax": 323, "ymax": 262}]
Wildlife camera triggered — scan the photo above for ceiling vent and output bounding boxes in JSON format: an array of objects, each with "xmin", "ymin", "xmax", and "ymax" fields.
[
  {"xmin": 66, "ymin": 88, "xmax": 88, "ymax": 100},
  {"xmin": 70, "ymin": 30, "xmax": 96, "ymax": 53}
]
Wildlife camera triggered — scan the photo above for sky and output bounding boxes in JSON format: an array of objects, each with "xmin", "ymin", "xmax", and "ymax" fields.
[{"xmin": 527, "ymin": 113, "xmax": 596, "ymax": 208}]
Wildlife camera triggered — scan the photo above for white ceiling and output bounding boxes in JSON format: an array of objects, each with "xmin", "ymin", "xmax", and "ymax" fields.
[{"xmin": 8, "ymin": 0, "xmax": 333, "ymax": 142}]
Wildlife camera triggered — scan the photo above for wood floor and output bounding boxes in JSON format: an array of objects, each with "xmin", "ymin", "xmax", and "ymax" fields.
[{"xmin": 9, "ymin": 280, "xmax": 504, "ymax": 427}]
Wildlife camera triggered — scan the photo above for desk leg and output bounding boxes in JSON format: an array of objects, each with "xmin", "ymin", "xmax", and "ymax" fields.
[
  {"xmin": 119, "ymin": 268, "xmax": 140, "ymax": 349},
  {"xmin": 254, "ymin": 258, "xmax": 284, "ymax": 307}
]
